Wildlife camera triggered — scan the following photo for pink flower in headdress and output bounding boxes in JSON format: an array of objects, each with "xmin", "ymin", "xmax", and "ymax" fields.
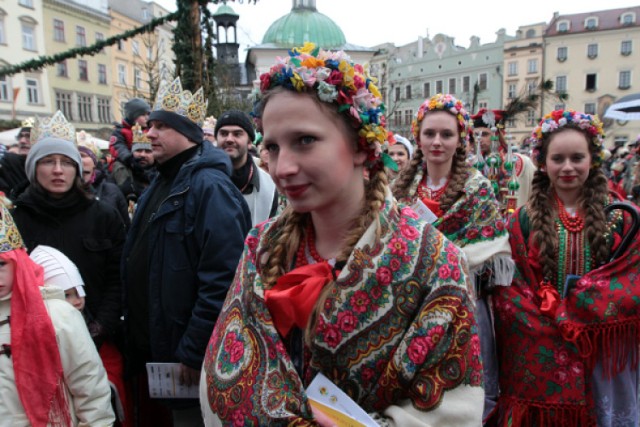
[
  {"xmin": 298, "ymin": 68, "xmax": 317, "ymax": 87},
  {"xmin": 315, "ymin": 67, "xmax": 331, "ymax": 82},
  {"xmin": 260, "ymin": 73, "xmax": 271, "ymax": 92},
  {"xmin": 326, "ymin": 69, "xmax": 343, "ymax": 85},
  {"xmin": 353, "ymin": 74, "xmax": 365, "ymax": 89}
]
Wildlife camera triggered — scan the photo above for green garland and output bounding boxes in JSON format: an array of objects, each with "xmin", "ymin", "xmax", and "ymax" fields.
[{"xmin": 0, "ymin": 11, "xmax": 179, "ymax": 78}]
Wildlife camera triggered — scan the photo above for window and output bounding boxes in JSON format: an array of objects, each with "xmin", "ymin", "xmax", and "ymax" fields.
[
  {"xmin": 462, "ymin": 76, "xmax": 470, "ymax": 92},
  {"xmin": 587, "ymin": 43, "xmax": 598, "ymax": 59},
  {"xmin": 405, "ymin": 85, "xmax": 411, "ymax": 99},
  {"xmin": 75, "ymin": 25, "xmax": 86, "ymax": 47},
  {"xmin": 117, "ymin": 40, "xmax": 124, "ymax": 51},
  {"xmin": 18, "ymin": 0, "xmax": 33, "ymax": 6},
  {"xmin": 98, "ymin": 64, "xmax": 107, "ymax": 84},
  {"xmin": 404, "ymin": 110, "xmax": 413, "ymax": 126},
  {"xmin": 134, "ymin": 68, "xmax": 142, "ymax": 89},
  {"xmin": 478, "ymin": 101, "xmax": 488, "ymax": 110},
  {"xmin": 147, "ymin": 46, "xmax": 153, "ymax": 60},
  {"xmin": 508, "ymin": 83, "xmax": 516, "ymax": 99},
  {"xmin": 621, "ymin": 13, "xmax": 635, "ymax": 25},
  {"xmin": 478, "ymin": 73, "xmax": 487, "ymax": 91},
  {"xmin": 584, "ymin": 103, "xmax": 596, "ymax": 115},
  {"xmin": 585, "ymin": 18, "xmax": 597, "ymax": 30},
  {"xmin": 556, "ymin": 75, "xmax": 567, "ymax": 93},
  {"xmin": 53, "ymin": 19, "xmax": 64, "ymax": 42},
  {"xmin": 423, "ymin": 82, "xmax": 430, "ymax": 98},
  {"xmin": 554, "ymin": 103, "xmax": 566, "ymax": 111},
  {"xmin": 526, "ymin": 110, "xmax": 536, "ymax": 127},
  {"xmin": 97, "ymin": 97, "xmax": 111, "ymax": 123},
  {"xmin": 619, "ymin": 71, "xmax": 631, "ymax": 89},
  {"xmin": 78, "ymin": 94, "xmax": 93, "ymax": 122},
  {"xmin": 621, "ymin": 40, "xmax": 632, "ymax": 56},
  {"xmin": 118, "ymin": 64, "xmax": 126, "ymax": 85},
  {"xmin": 436, "ymin": 80, "xmax": 443, "ymax": 94},
  {"xmin": 585, "ymin": 74, "xmax": 597, "ymax": 91},
  {"xmin": 56, "ymin": 60, "xmax": 68, "ymax": 77},
  {"xmin": 78, "ymin": 60, "xmax": 88, "ymax": 81},
  {"xmin": 557, "ymin": 21, "xmax": 569, "ymax": 32},
  {"xmin": 0, "ymin": 15, "xmax": 6, "ymax": 45},
  {"xmin": 526, "ymin": 29, "xmax": 536, "ymax": 38},
  {"xmin": 508, "ymin": 61, "xmax": 518, "ymax": 76},
  {"xmin": 557, "ymin": 46, "xmax": 568, "ymax": 61},
  {"xmin": 142, "ymin": 8, "xmax": 150, "ymax": 21},
  {"xmin": 527, "ymin": 59, "xmax": 538, "ymax": 74},
  {"xmin": 614, "ymin": 136, "xmax": 629, "ymax": 147},
  {"xmin": 55, "ymin": 91, "xmax": 73, "ymax": 119},
  {"xmin": 132, "ymin": 40, "xmax": 139, "ymax": 55},
  {"xmin": 527, "ymin": 80, "xmax": 537, "ymax": 95},
  {"xmin": 21, "ymin": 22, "xmax": 36, "ymax": 51},
  {"xmin": 448, "ymin": 78, "xmax": 456, "ymax": 94},
  {"xmin": 25, "ymin": 78, "xmax": 39, "ymax": 104},
  {"xmin": 95, "ymin": 32, "xmax": 104, "ymax": 53},
  {"xmin": 393, "ymin": 111, "xmax": 401, "ymax": 127},
  {"xmin": 0, "ymin": 75, "xmax": 10, "ymax": 101},
  {"xmin": 394, "ymin": 87, "xmax": 400, "ymax": 101}
]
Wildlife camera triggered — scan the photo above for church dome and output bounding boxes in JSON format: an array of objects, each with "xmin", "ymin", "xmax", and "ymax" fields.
[
  {"xmin": 213, "ymin": 4, "xmax": 238, "ymax": 17},
  {"xmin": 261, "ymin": 0, "xmax": 346, "ymax": 48}
]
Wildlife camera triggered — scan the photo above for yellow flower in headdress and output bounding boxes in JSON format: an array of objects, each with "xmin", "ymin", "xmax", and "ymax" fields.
[
  {"xmin": 290, "ymin": 72, "xmax": 305, "ymax": 92},
  {"xmin": 368, "ymin": 82, "xmax": 381, "ymax": 100},
  {"xmin": 339, "ymin": 60, "xmax": 355, "ymax": 89},
  {"xmin": 291, "ymin": 42, "xmax": 316, "ymax": 55}
]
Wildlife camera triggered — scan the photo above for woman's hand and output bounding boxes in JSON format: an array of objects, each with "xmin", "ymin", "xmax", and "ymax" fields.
[{"xmin": 311, "ymin": 405, "xmax": 337, "ymax": 427}]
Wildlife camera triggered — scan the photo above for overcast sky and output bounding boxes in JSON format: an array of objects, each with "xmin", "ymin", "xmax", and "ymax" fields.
[{"xmin": 155, "ymin": 0, "xmax": 640, "ymax": 55}]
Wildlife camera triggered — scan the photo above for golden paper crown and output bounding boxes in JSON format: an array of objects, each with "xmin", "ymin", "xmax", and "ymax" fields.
[
  {"xmin": 21, "ymin": 117, "xmax": 35, "ymax": 128},
  {"xmin": 153, "ymin": 78, "xmax": 207, "ymax": 127},
  {"xmin": 0, "ymin": 194, "xmax": 24, "ymax": 253},
  {"xmin": 76, "ymin": 131, "xmax": 101, "ymax": 159},
  {"xmin": 131, "ymin": 124, "xmax": 150, "ymax": 144},
  {"xmin": 202, "ymin": 116, "xmax": 217, "ymax": 132},
  {"xmin": 30, "ymin": 110, "xmax": 76, "ymax": 145}
]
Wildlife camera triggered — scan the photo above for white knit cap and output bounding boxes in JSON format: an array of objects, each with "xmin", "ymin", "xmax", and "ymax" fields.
[
  {"xmin": 29, "ymin": 245, "xmax": 86, "ymax": 297},
  {"xmin": 394, "ymin": 134, "xmax": 414, "ymax": 158}
]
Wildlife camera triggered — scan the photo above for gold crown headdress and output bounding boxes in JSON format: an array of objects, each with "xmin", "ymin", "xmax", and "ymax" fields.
[
  {"xmin": 202, "ymin": 116, "xmax": 217, "ymax": 132},
  {"xmin": 0, "ymin": 194, "xmax": 24, "ymax": 253},
  {"xmin": 153, "ymin": 78, "xmax": 207, "ymax": 127},
  {"xmin": 76, "ymin": 131, "xmax": 101, "ymax": 159},
  {"xmin": 132, "ymin": 124, "xmax": 150, "ymax": 144},
  {"xmin": 30, "ymin": 110, "xmax": 76, "ymax": 145},
  {"xmin": 21, "ymin": 117, "xmax": 35, "ymax": 129}
]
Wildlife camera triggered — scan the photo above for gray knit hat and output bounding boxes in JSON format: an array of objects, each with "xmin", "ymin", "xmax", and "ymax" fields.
[
  {"xmin": 125, "ymin": 98, "xmax": 151, "ymax": 123},
  {"xmin": 25, "ymin": 137, "xmax": 82, "ymax": 183}
]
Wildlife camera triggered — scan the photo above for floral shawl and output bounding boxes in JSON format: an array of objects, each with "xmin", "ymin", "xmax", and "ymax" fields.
[
  {"xmin": 492, "ymin": 204, "xmax": 640, "ymax": 426},
  {"xmin": 202, "ymin": 191, "xmax": 484, "ymax": 426},
  {"xmin": 397, "ymin": 166, "xmax": 513, "ymax": 289}
]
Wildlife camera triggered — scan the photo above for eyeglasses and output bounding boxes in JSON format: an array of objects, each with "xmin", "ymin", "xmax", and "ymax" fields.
[{"xmin": 38, "ymin": 158, "xmax": 77, "ymax": 170}]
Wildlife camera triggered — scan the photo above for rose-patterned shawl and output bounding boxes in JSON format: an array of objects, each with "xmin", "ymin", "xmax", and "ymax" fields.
[
  {"xmin": 492, "ymin": 204, "xmax": 640, "ymax": 427},
  {"xmin": 201, "ymin": 190, "xmax": 484, "ymax": 426}
]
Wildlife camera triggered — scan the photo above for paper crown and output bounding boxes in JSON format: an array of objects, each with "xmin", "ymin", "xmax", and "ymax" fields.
[
  {"xmin": 76, "ymin": 131, "xmax": 101, "ymax": 159},
  {"xmin": 203, "ymin": 116, "xmax": 217, "ymax": 132},
  {"xmin": 30, "ymin": 110, "xmax": 76, "ymax": 145},
  {"xmin": 132, "ymin": 124, "xmax": 150, "ymax": 144},
  {"xmin": 0, "ymin": 194, "xmax": 24, "ymax": 253},
  {"xmin": 153, "ymin": 78, "xmax": 207, "ymax": 127},
  {"xmin": 21, "ymin": 117, "xmax": 35, "ymax": 129}
]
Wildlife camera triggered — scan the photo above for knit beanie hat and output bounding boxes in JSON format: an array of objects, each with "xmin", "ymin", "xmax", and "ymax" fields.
[
  {"xmin": 30, "ymin": 245, "xmax": 86, "ymax": 297},
  {"xmin": 149, "ymin": 110, "xmax": 204, "ymax": 144},
  {"xmin": 25, "ymin": 137, "xmax": 82, "ymax": 183},
  {"xmin": 125, "ymin": 98, "xmax": 151, "ymax": 123},
  {"xmin": 214, "ymin": 110, "xmax": 256, "ymax": 143}
]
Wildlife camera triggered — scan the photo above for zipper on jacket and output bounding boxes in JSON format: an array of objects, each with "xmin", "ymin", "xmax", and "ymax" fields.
[{"xmin": 148, "ymin": 186, "xmax": 190, "ymax": 224}]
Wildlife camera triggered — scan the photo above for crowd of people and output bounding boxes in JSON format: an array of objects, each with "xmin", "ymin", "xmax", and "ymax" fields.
[{"xmin": 0, "ymin": 42, "xmax": 639, "ymax": 427}]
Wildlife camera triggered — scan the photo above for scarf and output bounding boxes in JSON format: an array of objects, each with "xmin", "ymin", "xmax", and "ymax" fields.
[
  {"xmin": 21, "ymin": 185, "xmax": 91, "ymax": 219},
  {"xmin": 6, "ymin": 249, "xmax": 71, "ymax": 426},
  {"xmin": 492, "ymin": 205, "xmax": 640, "ymax": 426}
]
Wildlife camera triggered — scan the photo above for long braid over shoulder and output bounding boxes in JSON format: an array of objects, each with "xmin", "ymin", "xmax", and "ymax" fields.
[{"xmin": 392, "ymin": 149, "xmax": 424, "ymax": 201}]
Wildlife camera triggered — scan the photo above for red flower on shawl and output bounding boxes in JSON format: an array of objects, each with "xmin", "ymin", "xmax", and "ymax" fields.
[
  {"xmin": 554, "ymin": 368, "xmax": 570, "ymax": 386},
  {"xmin": 229, "ymin": 341, "xmax": 244, "ymax": 364},
  {"xmin": 481, "ymin": 225, "xmax": 495, "ymax": 238},
  {"xmin": 438, "ymin": 264, "xmax": 452, "ymax": 280},
  {"xmin": 350, "ymin": 290, "xmax": 371, "ymax": 313},
  {"xmin": 376, "ymin": 266, "xmax": 393, "ymax": 286},
  {"xmin": 407, "ymin": 336, "xmax": 432, "ymax": 365},
  {"xmin": 323, "ymin": 324, "xmax": 342, "ymax": 348},
  {"xmin": 388, "ymin": 237, "xmax": 407, "ymax": 256},
  {"xmin": 231, "ymin": 410, "xmax": 245, "ymax": 427},
  {"xmin": 389, "ymin": 258, "xmax": 401, "ymax": 271},
  {"xmin": 337, "ymin": 310, "xmax": 358, "ymax": 333},
  {"xmin": 447, "ymin": 252, "xmax": 459, "ymax": 265},
  {"xmin": 400, "ymin": 224, "xmax": 420, "ymax": 241},
  {"xmin": 370, "ymin": 285, "xmax": 382, "ymax": 300},
  {"xmin": 554, "ymin": 348, "xmax": 571, "ymax": 366},
  {"xmin": 401, "ymin": 206, "xmax": 419, "ymax": 219},
  {"xmin": 465, "ymin": 228, "xmax": 479, "ymax": 240},
  {"xmin": 452, "ymin": 267, "xmax": 461, "ymax": 282}
]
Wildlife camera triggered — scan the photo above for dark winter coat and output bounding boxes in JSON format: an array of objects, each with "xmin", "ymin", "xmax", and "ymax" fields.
[
  {"xmin": 12, "ymin": 187, "xmax": 126, "ymax": 335},
  {"xmin": 90, "ymin": 169, "xmax": 131, "ymax": 228},
  {"xmin": 122, "ymin": 142, "xmax": 251, "ymax": 370}
]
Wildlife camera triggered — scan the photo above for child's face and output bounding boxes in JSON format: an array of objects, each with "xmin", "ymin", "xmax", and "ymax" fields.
[
  {"xmin": 64, "ymin": 288, "xmax": 85, "ymax": 311},
  {"xmin": 0, "ymin": 259, "xmax": 14, "ymax": 299}
]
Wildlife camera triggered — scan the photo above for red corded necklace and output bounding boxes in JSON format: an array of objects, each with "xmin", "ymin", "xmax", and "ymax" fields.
[
  {"xmin": 417, "ymin": 176, "xmax": 448, "ymax": 202},
  {"xmin": 555, "ymin": 195, "xmax": 585, "ymax": 233},
  {"xmin": 295, "ymin": 222, "xmax": 326, "ymax": 267}
]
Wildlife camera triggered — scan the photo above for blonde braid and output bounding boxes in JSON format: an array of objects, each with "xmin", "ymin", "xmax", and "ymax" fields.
[
  {"xmin": 304, "ymin": 168, "xmax": 389, "ymax": 345},
  {"xmin": 438, "ymin": 145, "xmax": 469, "ymax": 212},
  {"xmin": 528, "ymin": 171, "xmax": 558, "ymax": 281}
]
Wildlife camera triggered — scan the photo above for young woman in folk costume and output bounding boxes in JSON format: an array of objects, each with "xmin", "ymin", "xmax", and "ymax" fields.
[
  {"xmin": 200, "ymin": 44, "xmax": 484, "ymax": 426},
  {"xmin": 491, "ymin": 110, "xmax": 640, "ymax": 426},
  {"xmin": 391, "ymin": 93, "xmax": 514, "ymax": 419}
]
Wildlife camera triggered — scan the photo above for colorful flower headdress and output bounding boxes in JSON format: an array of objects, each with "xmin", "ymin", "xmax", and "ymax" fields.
[
  {"xmin": 531, "ymin": 109, "xmax": 605, "ymax": 168},
  {"xmin": 412, "ymin": 94, "xmax": 471, "ymax": 142},
  {"xmin": 30, "ymin": 110, "xmax": 76, "ymax": 145},
  {"xmin": 258, "ymin": 42, "xmax": 396, "ymax": 172}
]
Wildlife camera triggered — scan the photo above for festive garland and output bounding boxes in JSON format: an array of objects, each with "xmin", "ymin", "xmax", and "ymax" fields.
[{"xmin": 0, "ymin": 11, "xmax": 179, "ymax": 78}]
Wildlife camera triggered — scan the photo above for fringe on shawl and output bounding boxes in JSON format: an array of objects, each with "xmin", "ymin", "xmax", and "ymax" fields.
[
  {"xmin": 560, "ymin": 318, "xmax": 640, "ymax": 378},
  {"xmin": 469, "ymin": 254, "xmax": 515, "ymax": 296},
  {"xmin": 47, "ymin": 377, "xmax": 72, "ymax": 427},
  {"xmin": 497, "ymin": 396, "xmax": 595, "ymax": 427}
]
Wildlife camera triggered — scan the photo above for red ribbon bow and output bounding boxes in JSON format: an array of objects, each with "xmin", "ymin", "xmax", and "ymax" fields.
[
  {"xmin": 265, "ymin": 262, "xmax": 334, "ymax": 338},
  {"xmin": 536, "ymin": 280, "xmax": 560, "ymax": 317}
]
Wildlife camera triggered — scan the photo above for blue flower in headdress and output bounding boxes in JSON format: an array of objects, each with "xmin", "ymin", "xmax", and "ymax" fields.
[{"xmin": 324, "ymin": 59, "xmax": 340, "ymax": 70}]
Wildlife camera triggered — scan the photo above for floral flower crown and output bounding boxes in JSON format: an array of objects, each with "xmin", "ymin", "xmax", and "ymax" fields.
[
  {"xmin": 531, "ymin": 109, "xmax": 605, "ymax": 168},
  {"xmin": 412, "ymin": 94, "xmax": 470, "ymax": 142},
  {"xmin": 259, "ymin": 42, "xmax": 396, "ymax": 172}
]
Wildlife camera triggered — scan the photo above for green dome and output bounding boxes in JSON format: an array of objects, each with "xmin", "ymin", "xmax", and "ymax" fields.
[
  {"xmin": 262, "ymin": 8, "xmax": 346, "ymax": 48},
  {"xmin": 213, "ymin": 4, "xmax": 238, "ymax": 17}
]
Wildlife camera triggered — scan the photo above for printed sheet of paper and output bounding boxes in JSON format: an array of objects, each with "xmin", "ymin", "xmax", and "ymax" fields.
[
  {"xmin": 146, "ymin": 363, "xmax": 199, "ymax": 399},
  {"xmin": 411, "ymin": 199, "xmax": 438, "ymax": 224},
  {"xmin": 306, "ymin": 373, "xmax": 379, "ymax": 427}
]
